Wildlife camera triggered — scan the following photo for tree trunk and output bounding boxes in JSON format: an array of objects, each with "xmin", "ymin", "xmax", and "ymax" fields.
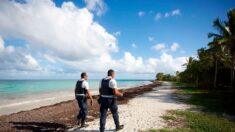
[
  {"xmin": 232, "ymin": 52, "xmax": 235, "ymax": 92},
  {"xmin": 196, "ymin": 73, "xmax": 199, "ymax": 87},
  {"xmin": 214, "ymin": 59, "xmax": 218, "ymax": 89},
  {"xmin": 232, "ymin": 59, "xmax": 235, "ymax": 92}
]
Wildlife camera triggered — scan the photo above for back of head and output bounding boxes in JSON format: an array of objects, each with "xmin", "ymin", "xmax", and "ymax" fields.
[
  {"xmin": 107, "ymin": 69, "xmax": 114, "ymax": 76},
  {"xmin": 81, "ymin": 72, "xmax": 87, "ymax": 79}
]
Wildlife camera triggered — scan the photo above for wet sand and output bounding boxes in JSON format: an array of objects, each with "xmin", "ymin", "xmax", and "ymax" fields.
[{"xmin": 0, "ymin": 83, "xmax": 159, "ymax": 132}]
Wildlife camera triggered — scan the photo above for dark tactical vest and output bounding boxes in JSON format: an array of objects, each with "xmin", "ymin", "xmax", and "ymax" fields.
[
  {"xmin": 100, "ymin": 78, "xmax": 114, "ymax": 96},
  {"xmin": 75, "ymin": 80, "xmax": 87, "ymax": 95}
]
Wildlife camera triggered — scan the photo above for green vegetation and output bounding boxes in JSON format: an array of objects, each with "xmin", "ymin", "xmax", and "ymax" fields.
[
  {"xmin": 143, "ymin": 85, "xmax": 235, "ymax": 132},
  {"xmin": 176, "ymin": 85, "xmax": 235, "ymax": 115},
  {"xmin": 157, "ymin": 110, "xmax": 235, "ymax": 132},
  {"xmin": 156, "ymin": 9, "xmax": 235, "ymax": 90},
  {"xmin": 148, "ymin": 8, "xmax": 235, "ymax": 132},
  {"xmin": 156, "ymin": 72, "xmax": 180, "ymax": 82},
  {"xmin": 175, "ymin": 87, "xmax": 207, "ymax": 95}
]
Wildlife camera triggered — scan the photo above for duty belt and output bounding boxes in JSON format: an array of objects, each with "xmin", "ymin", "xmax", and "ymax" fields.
[
  {"xmin": 101, "ymin": 95, "xmax": 116, "ymax": 98},
  {"xmin": 76, "ymin": 94, "xmax": 86, "ymax": 96}
]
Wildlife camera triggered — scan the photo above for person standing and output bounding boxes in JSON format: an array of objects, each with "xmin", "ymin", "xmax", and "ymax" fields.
[
  {"xmin": 75, "ymin": 72, "xmax": 93, "ymax": 128},
  {"xmin": 99, "ymin": 69, "xmax": 124, "ymax": 132}
]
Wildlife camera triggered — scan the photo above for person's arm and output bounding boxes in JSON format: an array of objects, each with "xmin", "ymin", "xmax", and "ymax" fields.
[
  {"xmin": 113, "ymin": 88, "xmax": 123, "ymax": 97},
  {"xmin": 110, "ymin": 80, "xmax": 123, "ymax": 97},
  {"xmin": 87, "ymin": 89, "xmax": 93, "ymax": 106},
  {"xmin": 84, "ymin": 82, "xmax": 93, "ymax": 105},
  {"xmin": 99, "ymin": 80, "xmax": 102, "ymax": 95}
]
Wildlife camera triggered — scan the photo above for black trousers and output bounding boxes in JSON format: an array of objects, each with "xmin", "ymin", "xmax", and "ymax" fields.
[
  {"xmin": 100, "ymin": 97, "xmax": 120, "ymax": 131},
  {"xmin": 76, "ymin": 96, "xmax": 88, "ymax": 124}
]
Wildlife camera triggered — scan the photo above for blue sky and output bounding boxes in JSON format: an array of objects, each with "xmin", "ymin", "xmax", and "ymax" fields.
[
  {"xmin": 0, "ymin": 0, "xmax": 234, "ymax": 79},
  {"xmin": 54, "ymin": 0, "xmax": 235, "ymax": 58}
]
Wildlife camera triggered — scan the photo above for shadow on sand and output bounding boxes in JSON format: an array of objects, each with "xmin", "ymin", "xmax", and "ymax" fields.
[
  {"xmin": 71, "ymin": 129, "xmax": 116, "ymax": 132},
  {"xmin": 10, "ymin": 121, "xmax": 67, "ymax": 132}
]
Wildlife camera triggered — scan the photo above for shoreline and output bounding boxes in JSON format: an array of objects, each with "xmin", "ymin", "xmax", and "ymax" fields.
[
  {"xmin": 0, "ymin": 82, "xmax": 160, "ymax": 132},
  {"xmin": 0, "ymin": 81, "xmax": 152, "ymax": 116}
]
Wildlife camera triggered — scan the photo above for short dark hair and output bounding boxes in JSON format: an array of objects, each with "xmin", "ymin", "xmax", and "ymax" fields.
[
  {"xmin": 81, "ymin": 72, "xmax": 87, "ymax": 78},
  {"xmin": 107, "ymin": 69, "xmax": 114, "ymax": 76}
]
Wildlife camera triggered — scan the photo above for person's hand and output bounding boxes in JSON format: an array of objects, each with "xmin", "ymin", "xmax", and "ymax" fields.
[
  {"xmin": 121, "ymin": 90, "xmax": 124, "ymax": 97},
  {"xmin": 90, "ymin": 99, "xmax": 93, "ymax": 106}
]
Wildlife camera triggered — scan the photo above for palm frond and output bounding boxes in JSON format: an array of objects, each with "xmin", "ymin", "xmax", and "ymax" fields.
[
  {"xmin": 208, "ymin": 32, "xmax": 222, "ymax": 38},
  {"xmin": 213, "ymin": 18, "xmax": 230, "ymax": 37},
  {"xmin": 227, "ymin": 9, "xmax": 235, "ymax": 35}
]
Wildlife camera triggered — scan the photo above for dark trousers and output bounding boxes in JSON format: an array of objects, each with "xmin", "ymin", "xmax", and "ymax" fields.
[
  {"xmin": 100, "ymin": 97, "xmax": 120, "ymax": 131},
  {"xmin": 76, "ymin": 96, "xmax": 88, "ymax": 124}
]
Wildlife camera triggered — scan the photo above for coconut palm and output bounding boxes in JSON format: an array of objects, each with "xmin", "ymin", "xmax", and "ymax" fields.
[{"xmin": 208, "ymin": 9, "xmax": 235, "ymax": 91}]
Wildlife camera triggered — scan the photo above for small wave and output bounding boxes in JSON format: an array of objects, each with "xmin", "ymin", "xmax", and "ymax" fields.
[{"xmin": 0, "ymin": 95, "xmax": 73, "ymax": 108}]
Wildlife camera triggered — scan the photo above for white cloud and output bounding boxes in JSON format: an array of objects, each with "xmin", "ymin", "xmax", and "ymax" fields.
[
  {"xmin": 152, "ymin": 43, "xmax": 166, "ymax": 51},
  {"xmin": 84, "ymin": 0, "xmax": 107, "ymax": 16},
  {"xmin": 138, "ymin": 11, "xmax": 145, "ymax": 17},
  {"xmin": 113, "ymin": 31, "xmax": 121, "ymax": 36},
  {"xmin": 0, "ymin": 36, "xmax": 41, "ymax": 71},
  {"xmin": 152, "ymin": 42, "xmax": 181, "ymax": 52},
  {"xmin": 164, "ymin": 13, "xmax": 170, "ymax": 17},
  {"xmin": 0, "ymin": 36, "xmax": 4, "ymax": 52},
  {"xmin": 154, "ymin": 13, "xmax": 162, "ymax": 20},
  {"xmin": 155, "ymin": 9, "xmax": 181, "ymax": 21},
  {"xmin": 0, "ymin": 1, "xmax": 187, "ymax": 78},
  {"xmin": 152, "ymin": 52, "xmax": 187, "ymax": 73},
  {"xmin": 118, "ymin": 52, "xmax": 187, "ymax": 73},
  {"xmin": 172, "ymin": 9, "xmax": 181, "ymax": 16},
  {"xmin": 148, "ymin": 36, "xmax": 155, "ymax": 42},
  {"xmin": 60, "ymin": 51, "xmax": 187, "ymax": 74},
  {"xmin": 170, "ymin": 42, "xmax": 180, "ymax": 51},
  {"xmin": 0, "ymin": 0, "xmax": 117, "ymax": 62},
  {"xmin": 131, "ymin": 43, "xmax": 137, "ymax": 48}
]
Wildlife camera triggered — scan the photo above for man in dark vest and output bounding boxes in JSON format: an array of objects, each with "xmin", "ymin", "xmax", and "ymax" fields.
[
  {"xmin": 99, "ymin": 69, "xmax": 124, "ymax": 132},
  {"xmin": 75, "ymin": 72, "xmax": 93, "ymax": 128}
]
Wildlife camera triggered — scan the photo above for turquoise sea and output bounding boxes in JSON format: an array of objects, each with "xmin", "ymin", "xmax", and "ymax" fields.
[{"xmin": 0, "ymin": 79, "xmax": 151, "ymax": 115}]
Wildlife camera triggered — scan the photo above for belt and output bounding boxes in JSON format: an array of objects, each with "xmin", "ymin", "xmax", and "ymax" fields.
[
  {"xmin": 76, "ymin": 94, "xmax": 86, "ymax": 96},
  {"xmin": 101, "ymin": 95, "xmax": 116, "ymax": 98}
]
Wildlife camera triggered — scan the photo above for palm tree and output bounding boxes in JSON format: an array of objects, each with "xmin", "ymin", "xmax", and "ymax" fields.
[
  {"xmin": 207, "ymin": 44, "xmax": 227, "ymax": 88},
  {"xmin": 183, "ymin": 57, "xmax": 200, "ymax": 86},
  {"xmin": 208, "ymin": 9, "xmax": 235, "ymax": 91},
  {"xmin": 198, "ymin": 48, "xmax": 214, "ymax": 87}
]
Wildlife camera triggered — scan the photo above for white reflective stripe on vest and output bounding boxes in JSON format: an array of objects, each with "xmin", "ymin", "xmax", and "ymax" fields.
[
  {"xmin": 101, "ymin": 95, "xmax": 116, "ymax": 98},
  {"xmin": 76, "ymin": 94, "xmax": 86, "ymax": 96}
]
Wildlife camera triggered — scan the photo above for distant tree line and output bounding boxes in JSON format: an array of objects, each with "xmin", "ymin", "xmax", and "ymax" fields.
[
  {"xmin": 156, "ymin": 72, "xmax": 180, "ymax": 82},
  {"xmin": 156, "ymin": 9, "xmax": 235, "ymax": 91}
]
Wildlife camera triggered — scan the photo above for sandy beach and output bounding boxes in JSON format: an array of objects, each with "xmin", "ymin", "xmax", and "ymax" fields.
[
  {"xmin": 0, "ymin": 82, "xmax": 190, "ymax": 132},
  {"xmin": 0, "ymin": 83, "xmax": 158, "ymax": 132},
  {"xmin": 68, "ymin": 82, "xmax": 190, "ymax": 132}
]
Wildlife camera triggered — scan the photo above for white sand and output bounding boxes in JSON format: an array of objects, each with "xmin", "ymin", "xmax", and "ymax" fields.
[{"xmin": 68, "ymin": 82, "xmax": 190, "ymax": 132}]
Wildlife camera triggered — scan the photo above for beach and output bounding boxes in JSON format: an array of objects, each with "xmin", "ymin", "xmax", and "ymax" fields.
[
  {"xmin": 0, "ymin": 82, "xmax": 159, "ymax": 132},
  {"xmin": 69, "ymin": 82, "xmax": 190, "ymax": 132},
  {"xmin": 0, "ymin": 80, "xmax": 150, "ymax": 116}
]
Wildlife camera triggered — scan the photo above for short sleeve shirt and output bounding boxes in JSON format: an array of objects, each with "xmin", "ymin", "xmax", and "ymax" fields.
[
  {"xmin": 99, "ymin": 76, "xmax": 118, "ymax": 89},
  {"xmin": 80, "ymin": 79, "xmax": 89, "ymax": 90}
]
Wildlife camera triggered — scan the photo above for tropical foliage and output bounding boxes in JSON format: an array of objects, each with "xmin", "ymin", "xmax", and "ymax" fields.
[{"xmin": 156, "ymin": 9, "xmax": 235, "ymax": 90}]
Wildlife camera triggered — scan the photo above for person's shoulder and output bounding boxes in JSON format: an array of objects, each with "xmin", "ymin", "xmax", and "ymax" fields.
[
  {"xmin": 110, "ymin": 78, "xmax": 117, "ymax": 82},
  {"xmin": 83, "ymin": 80, "xmax": 88, "ymax": 84},
  {"xmin": 109, "ymin": 79, "xmax": 117, "ymax": 85},
  {"xmin": 77, "ymin": 79, "xmax": 83, "ymax": 83}
]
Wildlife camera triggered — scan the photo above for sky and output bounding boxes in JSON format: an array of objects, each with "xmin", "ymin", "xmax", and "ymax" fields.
[{"xmin": 0, "ymin": 0, "xmax": 234, "ymax": 79}]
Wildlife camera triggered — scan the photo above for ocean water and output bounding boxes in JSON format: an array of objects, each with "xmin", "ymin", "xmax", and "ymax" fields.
[{"xmin": 0, "ymin": 79, "xmax": 151, "ymax": 115}]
